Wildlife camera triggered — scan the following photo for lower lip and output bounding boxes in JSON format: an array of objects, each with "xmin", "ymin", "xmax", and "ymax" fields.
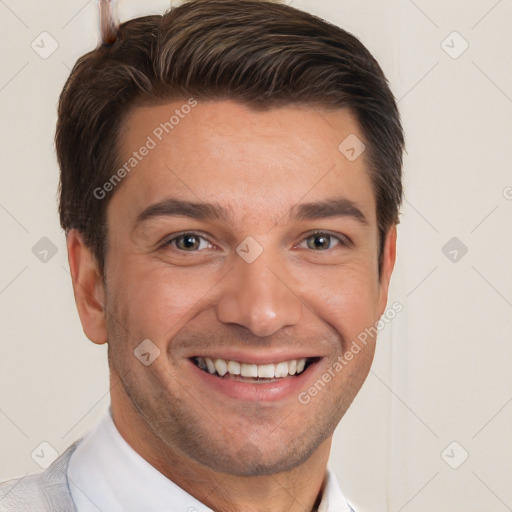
[{"xmin": 188, "ymin": 359, "xmax": 321, "ymax": 402}]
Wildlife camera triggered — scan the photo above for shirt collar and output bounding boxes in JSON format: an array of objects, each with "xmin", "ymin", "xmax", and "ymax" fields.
[{"xmin": 67, "ymin": 407, "xmax": 353, "ymax": 512}]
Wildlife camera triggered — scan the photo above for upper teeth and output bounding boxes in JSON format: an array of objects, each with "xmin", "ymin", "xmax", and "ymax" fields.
[{"xmin": 196, "ymin": 357, "xmax": 308, "ymax": 378}]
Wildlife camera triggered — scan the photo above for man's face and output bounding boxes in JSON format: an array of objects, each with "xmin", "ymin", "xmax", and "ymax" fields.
[{"xmin": 100, "ymin": 100, "xmax": 395, "ymax": 476}]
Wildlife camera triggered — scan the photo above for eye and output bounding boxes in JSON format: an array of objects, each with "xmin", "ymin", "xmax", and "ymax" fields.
[
  {"xmin": 163, "ymin": 232, "xmax": 212, "ymax": 252},
  {"xmin": 299, "ymin": 231, "xmax": 349, "ymax": 251}
]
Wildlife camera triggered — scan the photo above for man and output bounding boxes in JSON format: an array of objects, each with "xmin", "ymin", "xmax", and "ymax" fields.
[{"xmin": 0, "ymin": 0, "xmax": 404, "ymax": 510}]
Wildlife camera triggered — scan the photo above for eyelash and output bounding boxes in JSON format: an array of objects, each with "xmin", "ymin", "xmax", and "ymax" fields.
[
  {"xmin": 162, "ymin": 231, "xmax": 213, "ymax": 252},
  {"xmin": 161, "ymin": 231, "xmax": 351, "ymax": 252},
  {"xmin": 298, "ymin": 231, "xmax": 351, "ymax": 250}
]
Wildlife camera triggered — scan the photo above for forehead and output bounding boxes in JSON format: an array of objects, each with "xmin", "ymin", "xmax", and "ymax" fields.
[{"xmin": 110, "ymin": 100, "xmax": 376, "ymax": 228}]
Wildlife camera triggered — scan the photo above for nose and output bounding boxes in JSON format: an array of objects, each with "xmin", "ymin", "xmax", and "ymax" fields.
[{"xmin": 216, "ymin": 249, "xmax": 303, "ymax": 338}]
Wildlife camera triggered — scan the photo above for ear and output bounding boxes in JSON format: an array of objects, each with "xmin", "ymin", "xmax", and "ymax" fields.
[
  {"xmin": 377, "ymin": 225, "xmax": 397, "ymax": 316},
  {"xmin": 66, "ymin": 230, "xmax": 108, "ymax": 345}
]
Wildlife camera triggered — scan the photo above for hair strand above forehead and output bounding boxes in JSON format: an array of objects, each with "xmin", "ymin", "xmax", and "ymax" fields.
[{"xmin": 99, "ymin": 0, "xmax": 120, "ymax": 45}]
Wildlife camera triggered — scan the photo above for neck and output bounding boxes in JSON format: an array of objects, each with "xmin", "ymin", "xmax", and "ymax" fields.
[{"xmin": 111, "ymin": 396, "xmax": 332, "ymax": 512}]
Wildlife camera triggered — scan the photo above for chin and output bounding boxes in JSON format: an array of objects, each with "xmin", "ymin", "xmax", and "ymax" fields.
[{"xmin": 188, "ymin": 426, "xmax": 330, "ymax": 477}]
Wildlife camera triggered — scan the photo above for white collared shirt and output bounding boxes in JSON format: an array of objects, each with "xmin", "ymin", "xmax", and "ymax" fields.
[{"xmin": 67, "ymin": 407, "xmax": 354, "ymax": 512}]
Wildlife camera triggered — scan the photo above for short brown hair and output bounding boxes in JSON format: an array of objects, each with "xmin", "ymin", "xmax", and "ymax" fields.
[{"xmin": 56, "ymin": 0, "xmax": 404, "ymax": 274}]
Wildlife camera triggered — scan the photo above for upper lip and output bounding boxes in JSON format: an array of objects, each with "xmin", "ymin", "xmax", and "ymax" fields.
[{"xmin": 189, "ymin": 350, "xmax": 323, "ymax": 365}]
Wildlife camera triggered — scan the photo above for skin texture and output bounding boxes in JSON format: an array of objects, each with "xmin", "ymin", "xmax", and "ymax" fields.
[{"xmin": 67, "ymin": 100, "xmax": 397, "ymax": 512}]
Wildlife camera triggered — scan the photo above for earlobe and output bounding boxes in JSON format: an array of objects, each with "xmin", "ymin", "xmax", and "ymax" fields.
[
  {"xmin": 377, "ymin": 225, "xmax": 397, "ymax": 316},
  {"xmin": 66, "ymin": 230, "xmax": 108, "ymax": 345}
]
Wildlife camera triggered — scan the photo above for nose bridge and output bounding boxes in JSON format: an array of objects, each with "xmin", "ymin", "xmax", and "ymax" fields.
[{"xmin": 216, "ymin": 247, "xmax": 303, "ymax": 337}]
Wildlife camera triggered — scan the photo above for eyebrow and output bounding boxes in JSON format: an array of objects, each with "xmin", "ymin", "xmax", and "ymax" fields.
[
  {"xmin": 135, "ymin": 198, "xmax": 231, "ymax": 225},
  {"xmin": 290, "ymin": 198, "xmax": 368, "ymax": 225},
  {"xmin": 135, "ymin": 197, "xmax": 368, "ymax": 227}
]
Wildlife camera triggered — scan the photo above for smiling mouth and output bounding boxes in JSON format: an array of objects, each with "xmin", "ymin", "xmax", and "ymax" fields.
[{"xmin": 192, "ymin": 356, "xmax": 319, "ymax": 382}]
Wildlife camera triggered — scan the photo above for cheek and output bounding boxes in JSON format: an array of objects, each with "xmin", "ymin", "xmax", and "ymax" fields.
[
  {"xmin": 108, "ymin": 258, "xmax": 214, "ymax": 342},
  {"xmin": 301, "ymin": 263, "xmax": 381, "ymax": 346}
]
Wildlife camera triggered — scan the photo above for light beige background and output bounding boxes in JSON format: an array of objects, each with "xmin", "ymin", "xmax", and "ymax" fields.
[{"xmin": 1, "ymin": 1, "xmax": 511, "ymax": 510}]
